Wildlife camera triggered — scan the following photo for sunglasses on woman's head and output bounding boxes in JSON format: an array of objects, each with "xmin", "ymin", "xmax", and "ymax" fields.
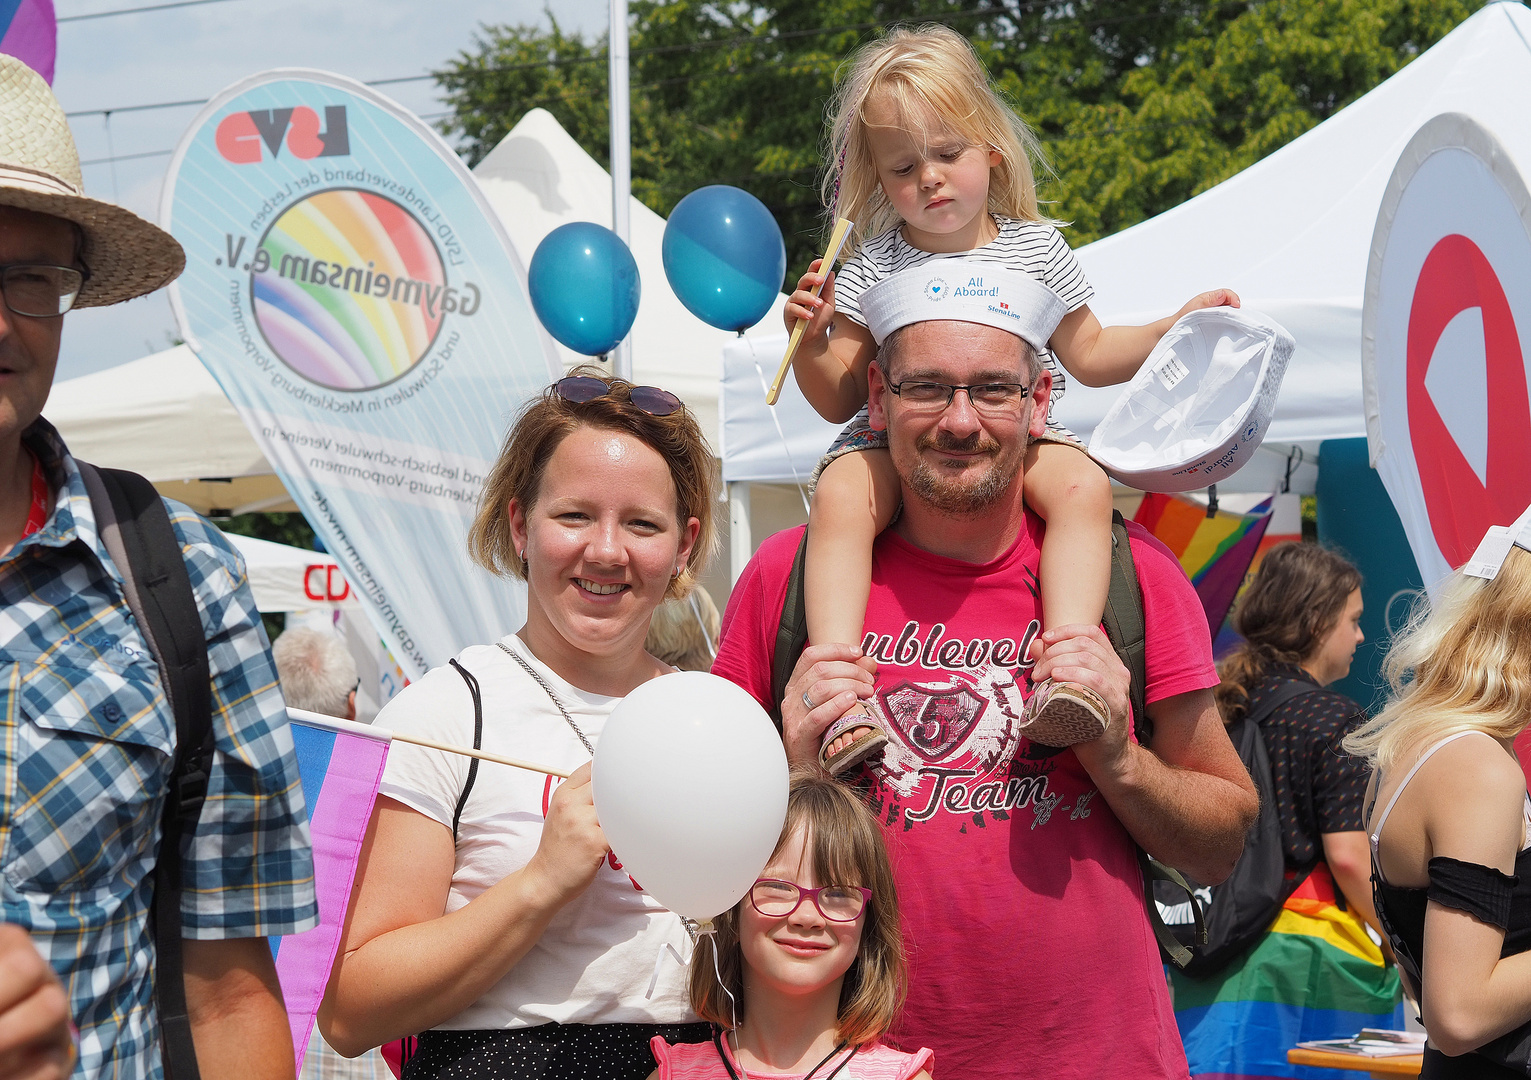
[{"xmin": 553, "ymin": 375, "xmax": 682, "ymax": 417}]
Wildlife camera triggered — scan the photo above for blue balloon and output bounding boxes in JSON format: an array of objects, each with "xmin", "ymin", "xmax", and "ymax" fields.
[
  {"xmin": 662, "ymin": 186, "xmax": 786, "ymax": 332},
  {"xmin": 528, "ymin": 223, "xmax": 641, "ymax": 356}
]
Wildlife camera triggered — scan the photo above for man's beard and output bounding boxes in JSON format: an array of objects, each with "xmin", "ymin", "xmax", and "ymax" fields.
[{"xmin": 904, "ymin": 429, "xmax": 1019, "ymax": 514}]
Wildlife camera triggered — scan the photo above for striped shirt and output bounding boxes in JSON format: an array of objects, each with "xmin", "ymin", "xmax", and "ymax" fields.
[
  {"xmin": 1, "ymin": 418, "xmax": 318, "ymax": 1080},
  {"xmin": 835, "ymin": 217, "xmax": 1094, "ymax": 408}
]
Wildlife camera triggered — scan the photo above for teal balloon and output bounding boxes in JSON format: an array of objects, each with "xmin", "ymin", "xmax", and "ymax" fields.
[
  {"xmin": 662, "ymin": 186, "xmax": 786, "ymax": 332},
  {"xmin": 528, "ymin": 223, "xmax": 641, "ymax": 355}
]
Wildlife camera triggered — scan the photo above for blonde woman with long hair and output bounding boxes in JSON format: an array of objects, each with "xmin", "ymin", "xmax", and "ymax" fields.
[{"xmin": 1344, "ymin": 542, "xmax": 1531, "ymax": 1077}]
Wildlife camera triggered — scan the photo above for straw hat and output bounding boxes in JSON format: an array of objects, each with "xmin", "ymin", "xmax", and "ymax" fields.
[{"xmin": 0, "ymin": 55, "xmax": 184, "ymax": 306}]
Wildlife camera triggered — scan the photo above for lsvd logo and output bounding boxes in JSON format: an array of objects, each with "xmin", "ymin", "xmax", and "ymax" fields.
[{"xmin": 216, "ymin": 106, "xmax": 350, "ymax": 164}]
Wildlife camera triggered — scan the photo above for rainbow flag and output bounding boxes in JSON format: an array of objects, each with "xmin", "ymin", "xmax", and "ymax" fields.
[
  {"xmin": 272, "ymin": 710, "xmax": 391, "ymax": 1071},
  {"xmin": 1134, "ymin": 493, "xmax": 1277, "ymax": 639},
  {"xmin": 0, "ymin": 0, "xmax": 55, "ymax": 83},
  {"xmin": 1170, "ymin": 864, "xmax": 1404, "ymax": 1078}
]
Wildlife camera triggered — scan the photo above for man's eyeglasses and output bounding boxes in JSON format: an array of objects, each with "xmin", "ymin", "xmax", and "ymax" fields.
[
  {"xmin": 888, "ymin": 379, "xmax": 1032, "ymax": 414},
  {"xmin": 554, "ymin": 375, "xmax": 682, "ymax": 417},
  {"xmin": 749, "ymin": 879, "xmax": 872, "ymax": 922},
  {"xmin": 0, "ymin": 264, "xmax": 88, "ymax": 318}
]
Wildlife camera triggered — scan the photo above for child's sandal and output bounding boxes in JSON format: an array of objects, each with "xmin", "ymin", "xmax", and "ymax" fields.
[
  {"xmin": 818, "ymin": 700, "xmax": 889, "ymax": 777},
  {"xmin": 1020, "ymin": 679, "xmax": 1111, "ymax": 747}
]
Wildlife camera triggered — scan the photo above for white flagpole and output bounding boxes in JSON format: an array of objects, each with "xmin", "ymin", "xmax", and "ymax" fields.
[{"xmin": 609, "ymin": 0, "xmax": 633, "ymax": 381}]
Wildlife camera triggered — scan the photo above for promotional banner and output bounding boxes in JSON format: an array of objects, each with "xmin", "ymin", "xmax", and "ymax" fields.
[
  {"xmin": 1363, "ymin": 112, "xmax": 1531, "ymax": 588},
  {"xmin": 163, "ymin": 70, "xmax": 560, "ymax": 677}
]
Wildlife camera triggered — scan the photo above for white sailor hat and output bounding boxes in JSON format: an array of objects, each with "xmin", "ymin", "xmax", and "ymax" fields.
[
  {"xmin": 1462, "ymin": 503, "xmax": 1531, "ymax": 580},
  {"xmin": 858, "ymin": 260, "xmax": 1068, "ymax": 355},
  {"xmin": 1087, "ymin": 306, "xmax": 1294, "ymax": 493}
]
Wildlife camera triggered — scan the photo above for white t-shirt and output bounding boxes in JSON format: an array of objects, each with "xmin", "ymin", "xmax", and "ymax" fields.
[
  {"xmin": 377, "ymin": 635, "xmax": 696, "ymax": 1030},
  {"xmin": 834, "ymin": 216, "xmax": 1094, "ymax": 411}
]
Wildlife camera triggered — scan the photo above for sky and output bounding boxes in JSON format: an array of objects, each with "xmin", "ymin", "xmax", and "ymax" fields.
[{"xmin": 51, "ymin": 0, "xmax": 607, "ymax": 380}]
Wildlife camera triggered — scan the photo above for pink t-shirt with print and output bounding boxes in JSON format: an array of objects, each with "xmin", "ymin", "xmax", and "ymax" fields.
[{"xmin": 711, "ymin": 512, "xmax": 1218, "ymax": 1080}]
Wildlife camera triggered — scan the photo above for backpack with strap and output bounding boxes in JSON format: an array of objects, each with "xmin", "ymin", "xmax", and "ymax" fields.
[
  {"xmin": 1153, "ymin": 677, "xmax": 1320, "ymax": 977},
  {"xmin": 766, "ymin": 510, "xmax": 1206, "ymax": 968},
  {"xmin": 79, "ymin": 463, "xmax": 215, "ymax": 1080}
]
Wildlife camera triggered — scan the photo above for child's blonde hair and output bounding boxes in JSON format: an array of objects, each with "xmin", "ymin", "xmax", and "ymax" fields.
[
  {"xmin": 1343, "ymin": 546, "xmax": 1531, "ymax": 770},
  {"xmin": 689, "ymin": 767, "xmax": 906, "ymax": 1046},
  {"xmin": 823, "ymin": 24, "xmax": 1050, "ymax": 252}
]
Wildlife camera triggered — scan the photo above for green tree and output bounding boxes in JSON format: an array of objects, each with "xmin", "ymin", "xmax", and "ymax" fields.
[
  {"xmin": 217, "ymin": 511, "xmax": 319, "ymax": 639},
  {"xmin": 436, "ymin": 0, "xmax": 1481, "ymax": 279}
]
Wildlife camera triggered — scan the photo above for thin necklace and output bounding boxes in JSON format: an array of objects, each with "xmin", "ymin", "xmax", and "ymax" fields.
[
  {"xmin": 496, "ymin": 640, "xmax": 595, "ymax": 756},
  {"xmin": 715, "ymin": 1029, "xmax": 856, "ymax": 1080}
]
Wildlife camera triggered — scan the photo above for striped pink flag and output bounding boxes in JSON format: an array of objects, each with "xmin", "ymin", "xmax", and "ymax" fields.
[
  {"xmin": 0, "ymin": 0, "xmax": 55, "ymax": 84},
  {"xmin": 274, "ymin": 709, "xmax": 391, "ymax": 1070}
]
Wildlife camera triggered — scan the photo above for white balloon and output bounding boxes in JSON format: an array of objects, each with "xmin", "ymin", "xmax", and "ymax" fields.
[{"xmin": 592, "ymin": 671, "xmax": 789, "ymax": 920}]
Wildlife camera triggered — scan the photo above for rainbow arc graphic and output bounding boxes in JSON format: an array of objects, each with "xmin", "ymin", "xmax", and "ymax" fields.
[{"xmin": 254, "ymin": 189, "xmax": 445, "ymax": 390}]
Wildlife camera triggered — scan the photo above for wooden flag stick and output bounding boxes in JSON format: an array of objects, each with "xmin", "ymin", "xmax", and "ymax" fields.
[
  {"xmin": 389, "ymin": 731, "xmax": 573, "ymax": 779},
  {"xmin": 766, "ymin": 217, "xmax": 854, "ymax": 406},
  {"xmin": 287, "ymin": 707, "xmax": 573, "ymax": 778}
]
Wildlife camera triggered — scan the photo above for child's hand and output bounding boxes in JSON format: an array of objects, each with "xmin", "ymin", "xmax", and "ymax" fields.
[
  {"xmin": 783, "ymin": 258, "xmax": 836, "ymax": 344},
  {"xmin": 1173, "ymin": 289, "xmax": 1241, "ymax": 320}
]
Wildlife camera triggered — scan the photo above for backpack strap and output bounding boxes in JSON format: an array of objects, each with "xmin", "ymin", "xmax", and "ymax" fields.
[
  {"xmin": 1097, "ymin": 511, "xmax": 1205, "ymax": 967},
  {"xmin": 79, "ymin": 463, "xmax": 212, "ymax": 1080},
  {"xmin": 1241, "ymin": 678, "xmax": 1320, "ymax": 728},
  {"xmin": 1101, "ymin": 511, "xmax": 1149, "ymax": 744},
  {"xmin": 767, "ymin": 529, "xmax": 812, "ymax": 732},
  {"xmin": 447, "ymin": 659, "xmax": 484, "ymax": 842}
]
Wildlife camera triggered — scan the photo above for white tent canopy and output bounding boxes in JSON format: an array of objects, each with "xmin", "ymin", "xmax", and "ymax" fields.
[
  {"xmin": 227, "ymin": 533, "xmax": 358, "ymax": 613},
  {"xmin": 719, "ymin": 1, "xmax": 1531, "ymax": 498},
  {"xmin": 46, "ymin": 345, "xmax": 296, "ymax": 515}
]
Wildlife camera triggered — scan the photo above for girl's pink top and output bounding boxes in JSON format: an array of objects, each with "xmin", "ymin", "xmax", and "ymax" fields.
[{"xmin": 650, "ymin": 1035, "xmax": 933, "ymax": 1080}]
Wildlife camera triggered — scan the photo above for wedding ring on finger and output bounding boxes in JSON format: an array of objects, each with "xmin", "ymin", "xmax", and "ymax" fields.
[{"xmin": 803, "ymin": 690, "xmax": 814, "ymax": 711}]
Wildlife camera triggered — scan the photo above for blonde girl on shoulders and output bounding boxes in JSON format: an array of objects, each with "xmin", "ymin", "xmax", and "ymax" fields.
[{"xmin": 783, "ymin": 25, "xmax": 1238, "ymax": 773}]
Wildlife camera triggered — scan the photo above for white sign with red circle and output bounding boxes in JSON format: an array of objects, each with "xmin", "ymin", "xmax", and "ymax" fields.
[{"xmin": 1363, "ymin": 113, "xmax": 1531, "ymax": 588}]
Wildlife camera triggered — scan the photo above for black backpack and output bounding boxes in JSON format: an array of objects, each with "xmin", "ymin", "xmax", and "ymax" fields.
[
  {"xmin": 78, "ymin": 463, "xmax": 215, "ymax": 1080},
  {"xmin": 766, "ymin": 511, "xmax": 1207, "ymax": 968},
  {"xmin": 1153, "ymin": 678, "xmax": 1318, "ymax": 977}
]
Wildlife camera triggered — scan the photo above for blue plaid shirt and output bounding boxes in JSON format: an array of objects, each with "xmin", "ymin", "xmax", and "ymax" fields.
[{"xmin": 2, "ymin": 419, "xmax": 318, "ymax": 1080}]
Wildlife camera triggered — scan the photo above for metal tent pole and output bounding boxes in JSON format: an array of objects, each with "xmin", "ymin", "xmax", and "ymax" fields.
[{"xmin": 608, "ymin": 0, "xmax": 633, "ymax": 380}]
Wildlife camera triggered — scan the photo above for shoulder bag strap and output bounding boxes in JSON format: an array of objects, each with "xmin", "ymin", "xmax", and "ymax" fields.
[
  {"xmin": 79, "ymin": 462, "xmax": 212, "ymax": 1080},
  {"xmin": 447, "ymin": 659, "xmax": 484, "ymax": 842}
]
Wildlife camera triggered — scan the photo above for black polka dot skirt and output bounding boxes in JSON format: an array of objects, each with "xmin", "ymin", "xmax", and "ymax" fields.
[{"xmin": 402, "ymin": 1021, "xmax": 713, "ymax": 1080}]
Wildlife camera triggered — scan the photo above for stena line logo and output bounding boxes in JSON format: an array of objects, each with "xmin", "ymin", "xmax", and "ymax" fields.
[{"xmin": 216, "ymin": 106, "xmax": 350, "ymax": 163}]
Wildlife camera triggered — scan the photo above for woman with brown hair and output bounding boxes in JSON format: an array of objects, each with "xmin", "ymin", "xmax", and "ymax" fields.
[
  {"xmin": 321, "ymin": 371, "xmax": 718, "ymax": 1079},
  {"xmin": 1213, "ymin": 541, "xmax": 1376, "ymax": 929},
  {"xmin": 1173, "ymin": 541, "xmax": 1402, "ymax": 1076}
]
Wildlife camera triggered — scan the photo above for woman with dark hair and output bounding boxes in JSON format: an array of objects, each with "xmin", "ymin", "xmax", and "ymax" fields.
[
  {"xmin": 1174, "ymin": 542, "xmax": 1402, "ymax": 1076},
  {"xmin": 321, "ymin": 370, "xmax": 719, "ymax": 1079},
  {"xmin": 1214, "ymin": 542, "xmax": 1376, "ymax": 929}
]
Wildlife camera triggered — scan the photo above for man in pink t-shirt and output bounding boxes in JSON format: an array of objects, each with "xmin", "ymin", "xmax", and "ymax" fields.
[{"xmin": 711, "ymin": 262, "xmax": 1258, "ymax": 1080}]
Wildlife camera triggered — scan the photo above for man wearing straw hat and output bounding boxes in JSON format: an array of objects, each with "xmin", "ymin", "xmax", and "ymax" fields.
[
  {"xmin": 0, "ymin": 55, "xmax": 316, "ymax": 1080},
  {"xmin": 713, "ymin": 260, "xmax": 1260, "ymax": 1079}
]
